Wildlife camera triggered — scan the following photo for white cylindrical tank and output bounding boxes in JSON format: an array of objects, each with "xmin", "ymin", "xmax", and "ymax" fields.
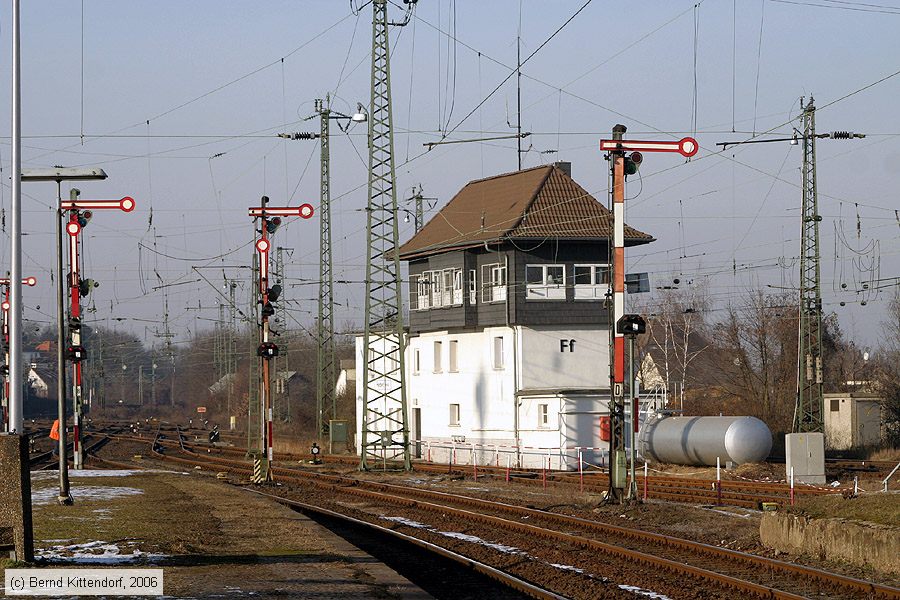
[{"xmin": 639, "ymin": 414, "xmax": 772, "ymax": 466}]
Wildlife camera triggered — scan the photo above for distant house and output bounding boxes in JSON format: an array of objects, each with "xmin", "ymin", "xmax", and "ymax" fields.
[
  {"xmin": 824, "ymin": 392, "xmax": 883, "ymax": 450},
  {"xmin": 208, "ymin": 373, "xmax": 236, "ymax": 396},
  {"xmin": 335, "ymin": 359, "xmax": 356, "ymax": 398},
  {"xmin": 27, "ymin": 365, "xmax": 57, "ymax": 399},
  {"xmin": 356, "ymin": 162, "xmax": 654, "ymax": 468}
]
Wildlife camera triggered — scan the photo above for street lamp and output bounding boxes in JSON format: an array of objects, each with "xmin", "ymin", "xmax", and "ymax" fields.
[{"xmin": 21, "ymin": 166, "xmax": 107, "ymax": 506}]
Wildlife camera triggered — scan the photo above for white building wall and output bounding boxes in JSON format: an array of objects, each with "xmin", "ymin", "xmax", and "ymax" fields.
[
  {"xmin": 355, "ymin": 324, "xmax": 614, "ymax": 469},
  {"xmin": 518, "ymin": 325, "xmax": 609, "ymax": 391}
]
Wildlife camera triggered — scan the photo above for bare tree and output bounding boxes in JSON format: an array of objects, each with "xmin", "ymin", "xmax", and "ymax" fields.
[{"xmin": 641, "ymin": 284, "xmax": 710, "ymax": 404}]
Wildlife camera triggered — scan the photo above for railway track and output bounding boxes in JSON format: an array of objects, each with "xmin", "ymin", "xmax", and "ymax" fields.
[
  {"xmin": 146, "ymin": 432, "xmax": 838, "ymax": 509},
  {"xmin": 104, "ymin": 431, "xmax": 899, "ymax": 600}
]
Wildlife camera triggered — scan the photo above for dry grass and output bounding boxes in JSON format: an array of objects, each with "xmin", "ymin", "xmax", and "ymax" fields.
[
  {"xmin": 790, "ymin": 492, "xmax": 900, "ymax": 527},
  {"xmin": 868, "ymin": 447, "xmax": 900, "ymax": 462}
]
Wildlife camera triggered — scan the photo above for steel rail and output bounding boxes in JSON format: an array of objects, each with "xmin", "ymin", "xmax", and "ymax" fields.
[
  {"xmin": 245, "ymin": 487, "xmax": 568, "ymax": 600},
  {"xmin": 135, "ymin": 441, "xmax": 899, "ymax": 600}
]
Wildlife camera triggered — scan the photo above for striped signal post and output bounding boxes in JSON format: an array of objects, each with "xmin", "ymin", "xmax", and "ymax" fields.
[
  {"xmin": 599, "ymin": 128, "xmax": 697, "ymax": 503},
  {"xmin": 0, "ymin": 276, "xmax": 35, "ymax": 432},
  {"xmin": 248, "ymin": 198, "xmax": 314, "ymax": 483},
  {"xmin": 60, "ymin": 191, "xmax": 135, "ymax": 469}
]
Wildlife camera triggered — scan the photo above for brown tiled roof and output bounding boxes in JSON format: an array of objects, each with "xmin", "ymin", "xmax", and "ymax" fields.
[{"xmin": 398, "ymin": 164, "xmax": 653, "ymax": 260}]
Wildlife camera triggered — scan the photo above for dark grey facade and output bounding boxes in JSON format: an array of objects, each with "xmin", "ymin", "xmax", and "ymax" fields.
[{"xmin": 407, "ymin": 241, "xmax": 612, "ymax": 334}]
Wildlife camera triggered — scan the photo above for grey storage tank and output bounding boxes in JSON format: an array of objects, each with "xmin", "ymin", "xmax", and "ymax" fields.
[{"xmin": 639, "ymin": 414, "xmax": 772, "ymax": 466}]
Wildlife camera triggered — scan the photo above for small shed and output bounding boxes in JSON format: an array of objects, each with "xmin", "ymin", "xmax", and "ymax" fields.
[{"xmin": 823, "ymin": 392, "xmax": 882, "ymax": 450}]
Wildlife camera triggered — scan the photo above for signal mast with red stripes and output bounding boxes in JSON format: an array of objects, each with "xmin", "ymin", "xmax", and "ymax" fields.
[
  {"xmin": 60, "ymin": 189, "xmax": 135, "ymax": 469},
  {"xmin": 599, "ymin": 126, "xmax": 697, "ymax": 503},
  {"xmin": 247, "ymin": 196, "xmax": 314, "ymax": 482},
  {"xmin": 0, "ymin": 275, "xmax": 36, "ymax": 431}
]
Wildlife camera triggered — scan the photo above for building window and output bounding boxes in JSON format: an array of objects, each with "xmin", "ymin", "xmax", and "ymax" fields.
[
  {"xmin": 574, "ymin": 264, "xmax": 611, "ymax": 300},
  {"xmin": 413, "ymin": 274, "xmax": 430, "ymax": 310},
  {"xmin": 526, "ymin": 264, "xmax": 566, "ymax": 300},
  {"xmin": 388, "ymin": 346, "xmax": 399, "ymax": 371},
  {"xmin": 442, "ymin": 269, "xmax": 453, "ymax": 306},
  {"xmin": 430, "ymin": 270, "xmax": 443, "ymax": 308},
  {"xmin": 830, "ymin": 399, "xmax": 840, "ymax": 412},
  {"xmin": 413, "ymin": 349, "xmax": 420, "ymax": 375},
  {"xmin": 538, "ymin": 403, "xmax": 549, "ymax": 427},
  {"xmin": 433, "ymin": 341, "xmax": 443, "ymax": 373},
  {"xmin": 468, "ymin": 269, "xmax": 477, "ymax": 305},
  {"xmin": 449, "ymin": 403, "xmax": 460, "ymax": 427},
  {"xmin": 492, "ymin": 336, "xmax": 504, "ymax": 369},
  {"xmin": 449, "ymin": 340, "xmax": 459, "ymax": 372},
  {"xmin": 481, "ymin": 262, "xmax": 507, "ymax": 303},
  {"xmin": 453, "ymin": 270, "xmax": 463, "ymax": 305}
]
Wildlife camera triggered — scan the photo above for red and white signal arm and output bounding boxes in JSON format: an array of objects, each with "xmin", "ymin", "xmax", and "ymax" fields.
[
  {"xmin": 0, "ymin": 277, "xmax": 36, "ymax": 286},
  {"xmin": 599, "ymin": 137, "xmax": 698, "ymax": 158},
  {"xmin": 255, "ymin": 238, "xmax": 271, "ymax": 254},
  {"xmin": 61, "ymin": 196, "xmax": 136, "ymax": 212},
  {"xmin": 1, "ymin": 301, "xmax": 9, "ymax": 311},
  {"xmin": 248, "ymin": 203, "xmax": 314, "ymax": 219},
  {"xmin": 66, "ymin": 222, "xmax": 81, "ymax": 236}
]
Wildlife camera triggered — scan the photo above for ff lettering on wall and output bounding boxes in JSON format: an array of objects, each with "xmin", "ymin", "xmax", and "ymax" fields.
[{"xmin": 560, "ymin": 339, "xmax": 576, "ymax": 353}]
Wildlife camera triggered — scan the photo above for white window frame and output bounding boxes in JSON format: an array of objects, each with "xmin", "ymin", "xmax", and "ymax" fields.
[
  {"xmin": 449, "ymin": 403, "xmax": 461, "ymax": 427},
  {"xmin": 430, "ymin": 270, "xmax": 443, "ymax": 308},
  {"xmin": 492, "ymin": 336, "xmax": 504, "ymax": 370},
  {"xmin": 452, "ymin": 269, "xmax": 463, "ymax": 305},
  {"xmin": 468, "ymin": 269, "xmax": 477, "ymax": 305},
  {"xmin": 449, "ymin": 340, "xmax": 459, "ymax": 373},
  {"xmin": 413, "ymin": 349, "xmax": 421, "ymax": 375},
  {"xmin": 442, "ymin": 269, "xmax": 454, "ymax": 307},
  {"xmin": 574, "ymin": 264, "xmax": 611, "ymax": 300},
  {"xmin": 416, "ymin": 274, "xmax": 430, "ymax": 310},
  {"xmin": 481, "ymin": 262, "xmax": 507, "ymax": 303},
  {"xmin": 538, "ymin": 403, "xmax": 549, "ymax": 428},
  {"xmin": 525, "ymin": 264, "xmax": 566, "ymax": 300},
  {"xmin": 433, "ymin": 341, "xmax": 443, "ymax": 373}
]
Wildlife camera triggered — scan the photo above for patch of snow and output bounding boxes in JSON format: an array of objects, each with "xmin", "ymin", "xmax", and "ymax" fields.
[
  {"xmin": 438, "ymin": 531, "xmax": 525, "ymax": 555},
  {"xmin": 37, "ymin": 540, "xmax": 166, "ymax": 565},
  {"xmin": 382, "ymin": 516, "xmax": 430, "ymax": 529},
  {"xmin": 618, "ymin": 584, "xmax": 673, "ymax": 599},
  {"xmin": 699, "ymin": 507, "xmax": 753, "ymax": 518},
  {"xmin": 550, "ymin": 563, "xmax": 585, "ymax": 574},
  {"xmin": 31, "ymin": 485, "xmax": 143, "ymax": 506}
]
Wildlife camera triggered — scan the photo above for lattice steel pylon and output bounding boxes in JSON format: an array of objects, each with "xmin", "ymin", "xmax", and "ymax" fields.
[
  {"xmin": 795, "ymin": 97, "xmax": 824, "ymax": 433},
  {"xmin": 360, "ymin": 0, "xmax": 411, "ymax": 471},
  {"xmin": 316, "ymin": 98, "xmax": 337, "ymax": 439}
]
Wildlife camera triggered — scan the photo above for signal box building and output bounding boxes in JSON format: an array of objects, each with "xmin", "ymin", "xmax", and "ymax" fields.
[{"xmin": 356, "ymin": 163, "xmax": 653, "ymax": 468}]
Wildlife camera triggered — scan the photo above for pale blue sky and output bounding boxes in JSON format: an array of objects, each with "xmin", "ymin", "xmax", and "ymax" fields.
[{"xmin": 0, "ymin": 0, "xmax": 897, "ymax": 350}]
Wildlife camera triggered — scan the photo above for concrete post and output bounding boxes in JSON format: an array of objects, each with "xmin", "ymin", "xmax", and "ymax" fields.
[{"xmin": 0, "ymin": 434, "xmax": 34, "ymax": 561}]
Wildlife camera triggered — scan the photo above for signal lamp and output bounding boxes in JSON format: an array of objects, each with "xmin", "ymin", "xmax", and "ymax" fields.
[
  {"xmin": 257, "ymin": 342, "xmax": 279, "ymax": 358},
  {"xmin": 261, "ymin": 302, "xmax": 275, "ymax": 317},
  {"xmin": 66, "ymin": 345, "xmax": 86, "ymax": 362},
  {"xmin": 266, "ymin": 216, "xmax": 282, "ymax": 234},
  {"xmin": 78, "ymin": 210, "xmax": 93, "ymax": 228},
  {"xmin": 624, "ymin": 151, "xmax": 643, "ymax": 176},
  {"xmin": 268, "ymin": 284, "xmax": 282, "ymax": 302},
  {"xmin": 616, "ymin": 314, "xmax": 647, "ymax": 336},
  {"xmin": 78, "ymin": 278, "xmax": 99, "ymax": 297}
]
